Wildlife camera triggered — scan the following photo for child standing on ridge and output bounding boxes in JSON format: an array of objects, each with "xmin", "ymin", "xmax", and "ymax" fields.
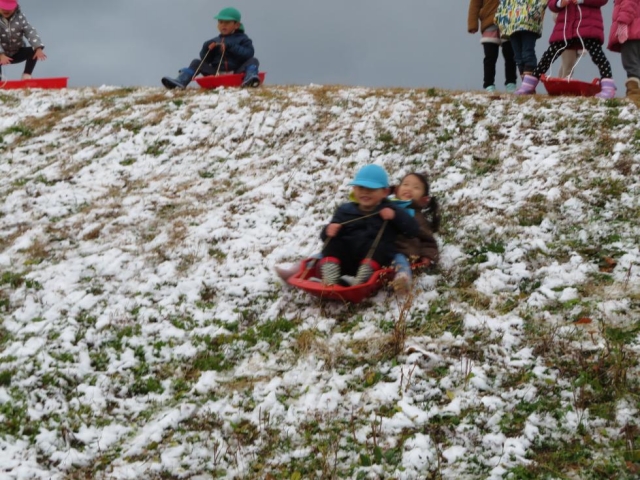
[
  {"xmin": 468, "ymin": 0, "xmax": 518, "ymax": 93},
  {"xmin": 495, "ymin": 0, "xmax": 548, "ymax": 79},
  {"xmin": 319, "ymin": 165, "xmax": 419, "ymax": 286},
  {"xmin": 0, "ymin": 0, "xmax": 46, "ymax": 80},
  {"xmin": 516, "ymin": 0, "xmax": 616, "ymax": 98},
  {"xmin": 162, "ymin": 7, "xmax": 260, "ymax": 89},
  {"xmin": 607, "ymin": 0, "xmax": 640, "ymax": 100},
  {"xmin": 553, "ymin": 12, "xmax": 583, "ymax": 77}
]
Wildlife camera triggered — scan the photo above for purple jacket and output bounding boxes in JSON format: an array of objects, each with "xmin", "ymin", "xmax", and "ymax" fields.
[
  {"xmin": 608, "ymin": 0, "xmax": 640, "ymax": 52},
  {"xmin": 548, "ymin": 0, "xmax": 608, "ymax": 45}
]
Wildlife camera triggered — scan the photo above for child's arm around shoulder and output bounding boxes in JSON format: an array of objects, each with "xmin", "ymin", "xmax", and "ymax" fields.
[{"xmin": 385, "ymin": 204, "xmax": 419, "ymax": 238}]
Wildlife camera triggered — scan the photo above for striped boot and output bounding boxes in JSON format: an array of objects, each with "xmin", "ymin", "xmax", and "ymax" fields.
[
  {"xmin": 319, "ymin": 257, "xmax": 341, "ymax": 286},
  {"xmin": 595, "ymin": 78, "xmax": 617, "ymax": 99},
  {"xmin": 340, "ymin": 259, "xmax": 380, "ymax": 286}
]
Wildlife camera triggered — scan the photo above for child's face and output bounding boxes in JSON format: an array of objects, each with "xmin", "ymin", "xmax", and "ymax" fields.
[
  {"xmin": 217, "ymin": 20, "xmax": 240, "ymax": 35},
  {"xmin": 396, "ymin": 174, "xmax": 427, "ymax": 203},
  {"xmin": 0, "ymin": 8, "xmax": 15, "ymax": 18},
  {"xmin": 353, "ymin": 186, "xmax": 389, "ymax": 211}
]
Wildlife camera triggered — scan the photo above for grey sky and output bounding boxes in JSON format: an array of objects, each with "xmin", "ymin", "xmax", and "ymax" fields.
[{"xmin": 14, "ymin": 1, "xmax": 624, "ymax": 91}]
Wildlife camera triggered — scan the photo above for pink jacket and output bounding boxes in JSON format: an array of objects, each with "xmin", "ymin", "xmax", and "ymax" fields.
[
  {"xmin": 548, "ymin": 0, "xmax": 608, "ymax": 45},
  {"xmin": 608, "ymin": 0, "xmax": 640, "ymax": 52}
]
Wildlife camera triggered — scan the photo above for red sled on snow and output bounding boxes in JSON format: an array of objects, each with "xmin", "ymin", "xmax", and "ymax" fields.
[
  {"xmin": 0, "ymin": 77, "xmax": 68, "ymax": 90},
  {"xmin": 541, "ymin": 75, "xmax": 601, "ymax": 97},
  {"xmin": 287, "ymin": 258, "xmax": 431, "ymax": 303},
  {"xmin": 195, "ymin": 72, "xmax": 266, "ymax": 89}
]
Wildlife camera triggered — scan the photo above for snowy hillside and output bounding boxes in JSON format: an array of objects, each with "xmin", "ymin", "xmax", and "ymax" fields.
[{"xmin": 0, "ymin": 85, "xmax": 639, "ymax": 479}]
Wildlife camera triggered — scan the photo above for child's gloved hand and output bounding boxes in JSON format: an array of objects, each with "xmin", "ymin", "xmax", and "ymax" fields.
[
  {"xmin": 379, "ymin": 208, "xmax": 396, "ymax": 220},
  {"xmin": 33, "ymin": 48, "xmax": 46, "ymax": 61},
  {"xmin": 0, "ymin": 54, "xmax": 12, "ymax": 65},
  {"xmin": 326, "ymin": 223, "xmax": 342, "ymax": 237},
  {"xmin": 617, "ymin": 24, "xmax": 629, "ymax": 44}
]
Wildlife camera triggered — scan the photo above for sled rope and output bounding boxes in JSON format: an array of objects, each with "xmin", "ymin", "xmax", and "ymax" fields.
[
  {"xmin": 551, "ymin": 4, "xmax": 586, "ymax": 80},
  {"xmin": 215, "ymin": 39, "xmax": 226, "ymax": 77},
  {"xmin": 302, "ymin": 214, "xmax": 389, "ymax": 278},
  {"xmin": 191, "ymin": 50, "xmax": 211, "ymax": 81}
]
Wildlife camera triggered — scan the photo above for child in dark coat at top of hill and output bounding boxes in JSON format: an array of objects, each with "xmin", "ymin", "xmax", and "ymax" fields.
[
  {"xmin": 319, "ymin": 165, "xmax": 420, "ymax": 287},
  {"xmin": 515, "ymin": 0, "xmax": 616, "ymax": 98},
  {"xmin": 161, "ymin": 7, "xmax": 260, "ymax": 90},
  {"xmin": 0, "ymin": 0, "xmax": 46, "ymax": 80}
]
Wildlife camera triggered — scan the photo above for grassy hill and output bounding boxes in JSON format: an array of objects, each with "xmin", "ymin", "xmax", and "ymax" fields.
[{"xmin": 0, "ymin": 85, "xmax": 639, "ymax": 479}]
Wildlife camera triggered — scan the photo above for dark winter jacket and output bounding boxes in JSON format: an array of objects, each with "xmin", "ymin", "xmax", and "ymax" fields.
[
  {"xmin": 199, "ymin": 30, "xmax": 254, "ymax": 73},
  {"xmin": 321, "ymin": 199, "xmax": 419, "ymax": 267},
  {"xmin": 395, "ymin": 206, "xmax": 439, "ymax": 263},
  {"xmin": 0, "ymin": 7, "xmax": 44, "ymax": 56},
  {"xmin": 549, "ymin": 0, "xmax": 608, "ymax": 45}
]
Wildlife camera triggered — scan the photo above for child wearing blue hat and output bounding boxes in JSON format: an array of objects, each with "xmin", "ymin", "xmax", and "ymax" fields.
[
  {"xmin": 162, "ymin": 7, "xmax": 260, "ymax": 89},
  {"xmin": 319, "ymin": 165, "xmax": 420, "ymax": 286}
]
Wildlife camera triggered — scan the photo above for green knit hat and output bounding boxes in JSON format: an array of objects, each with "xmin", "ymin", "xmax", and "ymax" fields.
[{"xmin": 215, "ymin": 7, "xmax": 241, "ymax": 22}]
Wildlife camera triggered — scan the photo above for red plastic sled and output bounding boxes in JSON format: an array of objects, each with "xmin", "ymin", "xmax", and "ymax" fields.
[
  {"xmin": 287, "ymin": 258, "xmax": 431, "ymax": 303},
  {"xmin": 0, "ymin": 77, "xmax": 68, "ymax": 90},
  {"xmin": 195, "ymin": 72, "xmax": 266, "ymax": 89},
  {"xmin": 541, "ymin": 75, "xmax": 601, "ymax": 97}
]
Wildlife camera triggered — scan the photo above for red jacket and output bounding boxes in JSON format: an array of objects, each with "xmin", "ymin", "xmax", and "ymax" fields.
[
  {"xmin": 548, "ymin": 0, "xmax": 608, "ymax": 45},
  {"xmin": 608, "ymin": 0, "xmax": 640, "ymax": 52}
]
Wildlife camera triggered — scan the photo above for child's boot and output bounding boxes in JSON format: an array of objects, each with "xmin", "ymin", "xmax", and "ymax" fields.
[
  {"xmin": 625, "ymin": 77, "xmax": 640, "ymax": 100},
  {"xmin": 319, "ymin": 257, "xmax": 341, "ymax": 286},
  {"xmin": 340, "ymin": 259, "xmax": 379, "ymax": 286},
  {"xmin": 514, "ymin": 75, "xmax": 538, "ymax": 95},
  {"xmin": 595, "ymin": 78, "xmax": 617, "ymax": 99},
  {"xmin": 161, "ymin": 68, "xmax": 195, "ymax": 90},
  {"xmin": 241, "ymin": 64, "xmax": 261, "ymax": 88}
]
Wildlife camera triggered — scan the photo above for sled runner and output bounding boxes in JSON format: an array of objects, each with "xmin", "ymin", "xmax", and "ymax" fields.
[
  {"xmin": 287, "ymin": 258, "xmax": 431, "ymax": 303},
  {"xmin": 0, "ymin": 77, "xmax": 68, "ymax": 90},
  {"xmin": 195, "ymin": 72, "xmax": 266, "ymax": 89},
  {"xmin": 541, "ymin": 75, "xmax": 601, "ymax": 97}
]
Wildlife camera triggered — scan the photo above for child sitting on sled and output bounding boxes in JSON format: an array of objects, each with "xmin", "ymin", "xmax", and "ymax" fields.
[
  {"xmin": 318, "ymin": 165, "xmax": 420, "ymax": 286},
  {"xmin": 0, "ymin": 0, "xmax": 46, "ymax": 80},
  {"xmin": 162, "ymin": 7, "xmax": 260, "ymax": 89},
  {"xmin": 389, "ymin": 172, "xmax": 441, "ymax": 292},
  {"xmin": 515, "ymin": 0, "xmax": 616, "ymax": 98}
]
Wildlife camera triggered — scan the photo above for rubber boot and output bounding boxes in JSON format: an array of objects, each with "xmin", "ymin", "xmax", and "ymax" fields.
[
  {"xmin": 161, "ymin": 68, "xmax": 195, "ymax": 90},
  {"xmin": 514, "ymin": 75, "xmax": 539, "ymax": 95},
  {"xmin": 625, "ymin": 77, "xmax": 640, "ymax": 100},
  {"xmin": 595, "ymin": 78, "xmax": 617, "ymax": 99},
  {"xmin": 241, "ymin": 64, "xmax": 261, "ymax": 88},
  {"xmin": 340, "ymin": 259, "xmax": 380, "ymax": 286},
  {"xmin": 319, "ymin": 257, "xmax": 341, "ymax": 286}
]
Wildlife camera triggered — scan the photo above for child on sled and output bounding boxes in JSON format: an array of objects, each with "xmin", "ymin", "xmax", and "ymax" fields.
[
  {"xmin": 276, "ymin": 169, "xmax": 440, "ymax": 293},
  {"xmin": 515, "ymin": 0, "xmax": 616, "ymax": 98},
  {"xmin": 162, "ymin": 7, "xmax": 260, "ymax": 89},
  {"xmin": 0, "ymin": 0, "xmax": 46, "ymax": 80},
  {"xmin": 318, "ymin": 165, "xmax": 420, "ymax": 287},
  {"xmin": 389, "ymin": 172, "xmax": 441, "ymax": 292}
]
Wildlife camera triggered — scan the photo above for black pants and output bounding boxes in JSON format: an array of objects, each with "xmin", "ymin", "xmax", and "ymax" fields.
[
  {"xmin": 188, "ymin": 57, "xmax": 259, "ymax": 76},
  {"xmin": 0, "ymin": 47, "xmax": 38, "ymax": 77},
  {"xmin": 534, "ymin": 39, "xmax": 612, "ymax": 79},
  {"xmin": 483, "ymin": 42, "xmax": 517, "ymax": 88},
  {"xmin": 322, "ymin": 237, "xmax": 387, "ymax": 276}
]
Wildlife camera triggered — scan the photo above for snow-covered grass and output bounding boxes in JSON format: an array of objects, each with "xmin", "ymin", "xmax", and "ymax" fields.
[{"xmin": 0, "ymin": 85, "xmax": 639, "ymax": 479}]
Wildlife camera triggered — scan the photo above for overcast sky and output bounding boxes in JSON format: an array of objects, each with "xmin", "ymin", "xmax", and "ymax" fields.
[{"xmin": 13, "ymin": 0, "xmax": 624, "ymax": 92}]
